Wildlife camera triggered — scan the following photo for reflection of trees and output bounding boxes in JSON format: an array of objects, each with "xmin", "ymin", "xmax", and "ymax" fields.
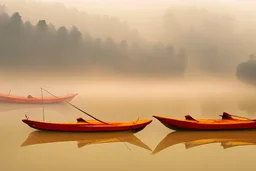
[
  {"xmin": 0, "ymin": 11, "xmax": 188, "ymax": 77},
  {"xmin": 237, "ymin": 93, "xmax": 256, "ymax": 116},
  {"xmin": 200, "ymin": 97, "xmax": 236, "ymax": 117},
  {"xmin": 200, "ymin": 94, "xmax": 256, "ymax": 117}
]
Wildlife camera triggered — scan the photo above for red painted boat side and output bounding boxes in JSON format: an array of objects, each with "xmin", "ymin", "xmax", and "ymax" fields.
[
  {"xmin": 153, "ymin": 115, "xmax": 256, "ymax": 131},
  {"xmin": 0, "ymin": 93, "xmax": 78, "ymax": 104},
  {"xmin": 22, "ymin": 119, "xmax": 152, "ymax": 133}
]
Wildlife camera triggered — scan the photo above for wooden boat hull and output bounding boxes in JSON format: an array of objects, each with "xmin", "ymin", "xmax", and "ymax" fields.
[
  {"xmin": 153, "ymin": 130, "xmax": 256, "ymax": 154},
  {"xmin": 153, "ymin": 115, "xmax": 256, "ymax": 131},
  {"xmin": 21, "ymin": 131, "xmax": 152, "ymax": 151},
  {"xmin": 0, "ymin": 93, "xmax": 77, "ymax": 104},
  {"xmin": 22, "ymin": 119, "xmax": 152, "ymax": 133}
]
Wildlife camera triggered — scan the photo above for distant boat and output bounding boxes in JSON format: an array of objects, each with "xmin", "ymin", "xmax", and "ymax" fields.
[
  {"xmin": 21, "ymin": 131, "xmax": 152, "ymax": 151},
  {"xmin": 22, "ymin": 117, "xmax": 152, "ymax": 133},
  {"xmin": 0, "ymin": 93, "xmax": 77, "ymax": 104},
  {"xmin": 153, "ymin": 130, "xmax": 256, "ymax": 154},
  {"xmin": 153, "ymin": 112, "xmax": 256, "ymax": 131}
]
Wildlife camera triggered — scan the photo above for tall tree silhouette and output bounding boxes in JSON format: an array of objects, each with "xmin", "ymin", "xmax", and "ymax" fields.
[
  {"xmin": 0, "ymin": 11, "xmax": 188, "ymax": 77},
  {"xmin": 7, "ymin": 12, "xmax": 23, "ymax": 64}
]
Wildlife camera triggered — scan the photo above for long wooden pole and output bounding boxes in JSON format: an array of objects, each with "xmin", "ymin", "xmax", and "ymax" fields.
[
  {"xmin": 7, "ymin": 89, "xmax": 11, "ymax": 96},
  {"xmin": 229, "ymin": 114, "xmax": 253, "ymax": 120},
  {"xmin": 41, "ymin": 88, "xmax": 45, "ymax": 121},
  {"xmin": 41, "ymin": 88, "xmax": 109, "ymax": 124},
  {"xmin": 220, "ymin": 114, "xmax": 255, "ymax": 121}
]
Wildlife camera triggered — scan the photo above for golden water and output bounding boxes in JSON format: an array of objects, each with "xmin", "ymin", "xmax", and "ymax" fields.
[{"xmin": 1, "ymin": 77, "xmax": 256, "ymax": 171}]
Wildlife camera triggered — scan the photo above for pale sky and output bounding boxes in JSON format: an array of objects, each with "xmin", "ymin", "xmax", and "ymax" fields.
[
  {"xmin": 3, "ymin": 0, "xmax": 256, "ymax": 42},
  {"xmin": 31, "ymin": 0, "xmax": 182, "ymax": 6},
  {"xmin": 25, "ymin": 0, "xmax": 256, "ymax": 16},
  {"xmin": 29, "ymin": 0, "xmax": 256, "ymax": 5}
]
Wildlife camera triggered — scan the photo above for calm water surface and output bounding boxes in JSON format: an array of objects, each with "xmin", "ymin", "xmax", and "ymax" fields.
[{"xmin": 1, "ymin": 78, "xmax": 256, "ymax": 171}]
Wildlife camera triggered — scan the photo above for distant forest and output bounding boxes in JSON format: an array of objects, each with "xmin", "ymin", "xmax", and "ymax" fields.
[
  {"xmin": 0, "ymin": 5, "xmax": 187, "ymax": 77},
  {"xmin": 2, "ymin": 3, "xmax": 256, "ymax": 81},
  {"xmin": 162, "ymin": 7, "xmax": 256, "ymax": 78}
]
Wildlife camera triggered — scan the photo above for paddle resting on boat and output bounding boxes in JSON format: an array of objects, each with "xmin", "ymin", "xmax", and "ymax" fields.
[{"xmin": 22, "ymin": 117, "xmax": 152, "ymax": 133}]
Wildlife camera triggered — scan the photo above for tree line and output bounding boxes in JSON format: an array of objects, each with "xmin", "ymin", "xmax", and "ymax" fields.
[
  {"xmin": 162, "ymin": 7, "xmax": 256, "ymax": 77},
  {"xmin": 0, "ymin": 9, "xmax": 187, "ymax": 77}
]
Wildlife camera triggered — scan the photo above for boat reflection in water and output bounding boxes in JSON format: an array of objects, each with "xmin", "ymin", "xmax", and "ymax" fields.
[
  {"xmin": 153, "ymin": 130, "xmax": 256, "ymax": 154},
  {"xmin": 237, "ymin": 95, "xmax": 256, "ymax": 116},
  {"xmin": 0, "ymin": 102, "xmax": 70, "ymax": 113},
  {"xmin": 21, "ymin": 131, "xmax": 152, "ymax": 151}
]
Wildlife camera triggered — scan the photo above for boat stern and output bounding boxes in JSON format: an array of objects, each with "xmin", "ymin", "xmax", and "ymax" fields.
[
  {"xmin": 132, "ymin": 119, "xmax": 153, "ymax": 133},
  {"xmin": 152, "ymin": 115, "xmax": 167, "ymax": 123},
  {"xmin": 22, "ymin": 119, "xmax": 37, "ymax": 129},
  {"xmin": 66, "ymin": 93, "xmax": 78, "ymax": 101},
  {"xmin": 22, "ymin": 119, "xmax": 30, "ymax": 124}
]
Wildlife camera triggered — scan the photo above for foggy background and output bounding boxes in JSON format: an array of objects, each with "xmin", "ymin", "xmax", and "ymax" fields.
[
  {"xmin": 0, "ymin": 0, "xmax": 256, "ymax": 84},
  {"xmin": 2, "ymin": 3, "xmax": 256, "ymax": 171}
]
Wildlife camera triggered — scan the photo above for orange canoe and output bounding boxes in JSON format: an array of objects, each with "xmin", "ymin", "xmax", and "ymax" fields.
[
  {"xmin": 0, "ymin": 93, "xmax": 77, "ymax": 104},
  {"xmin": 153, "ymin": 112, "xmax": 256, "ymax": 131},
  {"xmin": 22, "ymin": 117, "xmax": 152, "ymax": 133}
]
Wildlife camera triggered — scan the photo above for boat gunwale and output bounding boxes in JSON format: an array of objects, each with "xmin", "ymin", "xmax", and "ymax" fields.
[
  {"xmin": 153, "ymin": 115, "xmax": 256, "ymax": 125},
  {"xmin": 0, "ymin": 93, "xmax": 78, "ymax": 100},
  {"xmin": 22, "ymin": 119, "xmax": 153, "ymax": 127}
]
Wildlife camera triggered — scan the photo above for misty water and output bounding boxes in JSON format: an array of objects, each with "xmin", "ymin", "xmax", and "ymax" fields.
[
  {"xmin": 1, "ymin": 0, "xmax": 256, "ymax": 170},
  {"xmin": 1, "ymin": 76, "xmax": 256, "ymax": 171}
]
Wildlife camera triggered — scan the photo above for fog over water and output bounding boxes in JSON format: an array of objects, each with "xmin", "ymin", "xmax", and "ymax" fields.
[
  {"xmin": 1, "ymin": 0, "xmax": 256, "ymax": 171},
  {"xmin": 1, "ymin": 0, "xmax": 256, "ymax": 80},
  {"xmin": 2, "ymin": 76, "xmax": 256, "ymax": 171}
]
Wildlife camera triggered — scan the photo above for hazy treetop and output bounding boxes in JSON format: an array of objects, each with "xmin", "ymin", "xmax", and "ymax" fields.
[{"xmin": 1, "ymin": 0, "xmax": 256, "ymax": 80}]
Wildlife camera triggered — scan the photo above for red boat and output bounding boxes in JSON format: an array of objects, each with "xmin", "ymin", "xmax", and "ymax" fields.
[
  {"xmin": 153, "ymin": 112, "xmax": 256, "ymax": 131},
  {"xmin": 22, "ymin": 117, "xmax": 152, "ymax": 133},
  {"xmin": 0, "ymin": 93, "xmax": 77, "ymax": 104}
]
